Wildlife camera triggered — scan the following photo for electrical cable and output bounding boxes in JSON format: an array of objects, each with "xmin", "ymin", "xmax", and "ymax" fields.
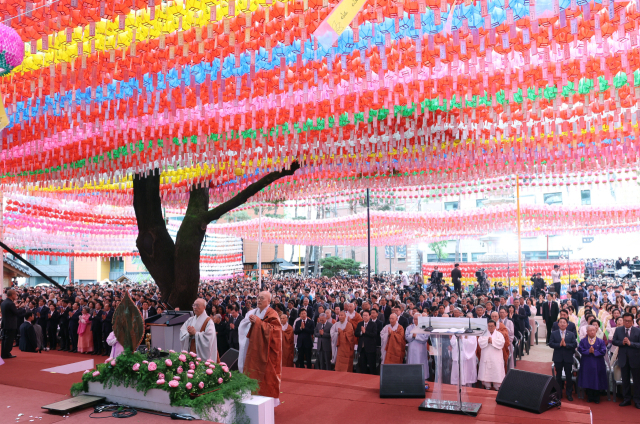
[{"xmin": 90, "ymin": 403, "xmax": 195, "ymax": 420}]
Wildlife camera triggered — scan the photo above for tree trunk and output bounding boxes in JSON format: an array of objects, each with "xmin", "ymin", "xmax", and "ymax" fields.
[{"xmin": 133, "ymin": 163, "xmax": 299, "ymax": 310}]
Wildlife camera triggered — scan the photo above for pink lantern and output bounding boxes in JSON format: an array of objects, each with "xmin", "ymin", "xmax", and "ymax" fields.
[{"xmin": 0, "ymin": 23, "xmax": 24, "ymax": 76}]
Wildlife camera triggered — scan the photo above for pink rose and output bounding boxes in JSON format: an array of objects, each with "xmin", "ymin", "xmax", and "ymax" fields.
[
  {"xmin": 220, "ymin": 362, "xmax": 227, "ymax": 367},
  {"xmin": 110, "ymin": 360, "xmax": 116, "ymax": 367},
  {"xmin": 156, "ymin": 379, "xmax": 165, "ymax": 385},
  {"xmin": 196, "ymin": 361, "xmax": 200, "ymax": 366},
  {"xmin": 142, "ymin": 360, "xmax": 149, "ymax": 364},
  {"xmin": 189, "ymin": 363, "xmax": 196, "ymax": 370},
  {"xmin": 189, "ymin": 352, "xmax": 197, "ymax": 358},
  {"xmin": 209, "ymin": 364, "xmax": 215, "ymax": 369},
  {"xmin": 218, "ymin": 378, "xmax": 223, "ymax": 384},
  {"xmin": 132, "ymin": 363, "xmax": 140, "ymax": 371},
  {"xmin": 83, "ymin": 370, "xmax": 90, "ymax": 374},
  {"xmin": 169, "ymin": 350, "xmax": 176, "ymax": 353},
  {"xmin": 178, "ymin": 354, "xmax": 187, "ymax": 362},
  {"xmin": 173, "ymin": 376, "xmax": 181, "ymax": 381},
  {"xmin": 158, "ymin": 373, "xmax": 165, "ymax": 379},
  {"xmin": 186, "ymin": 382, "xmax": 193, "ymax": 390},
  {"xmin": 198, "ymin": 382, "xmax": 205, "ymax": 389},
  {"xmin": 148, "ymin": 362, "xmax": 157, "ymax": 371},
  {"xmin": 92, "ymin": 371, "xmax": 100, "ymax": 377},
  {"xmin": 228, "ymin": 372, "xmax": 232, "ymax": 377},
  {"xmin": 105, "ymin": 357, "xmax": 113, "ymax": 364},
  {"xmin": 181, "ymin": 350, "xmax": 188, "ymax": 354},
  {"xmin": 177, "ymin": 366, "xmax": 183, "ymax": 374},
  {"xmin": 187, "ymin": 373, "xmax": 194, "ymax": 379},
  {"xmin": 222, "ymin": 366, "xmax": 229, "ymax": 373},
  {"xmin": 196, "ymin": 357, "xmax": 202, "ymax": 362},
  {"xmin": 206, "ymin": 369, "xmax": 213, "ymax": 375},
  {"xmin": 165, "ymin": 359, "xmax": 173, "ymax": 367}
]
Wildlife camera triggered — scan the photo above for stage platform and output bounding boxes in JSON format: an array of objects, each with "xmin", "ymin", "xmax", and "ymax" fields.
[{"xmin": 0, "ymin": 348, "xmax": 635, "ymax": 423}]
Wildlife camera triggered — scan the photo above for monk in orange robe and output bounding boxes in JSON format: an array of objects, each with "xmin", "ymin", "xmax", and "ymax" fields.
[
  {"xmin": 346, "ymin": 303, "xmax": 363, "ymax": 348},
  {"xmin": 238, "ymin": 291, "xmax": 283, "ymax": 399},
  {"xmin": 331, "ymin": 311, "xmax": 355, "ymax": 372},
  {"xmin": 280, "ymin": 314, "xmax": 295, "ymax": 368},
  {"xmin": 381, "ymin": 313, "xmax": 406, "ymax": 364}
]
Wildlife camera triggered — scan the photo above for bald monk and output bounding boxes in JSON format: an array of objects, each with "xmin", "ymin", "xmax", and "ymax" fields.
[
  {"xmin": 381, "ymin": 313, "xmax": 406, "ymax": 364},
  {"xmin": 475, "ymin": 311, "xmax": 510, "ymax": 374},
  {"xmin": 330, "ymin": 310, "xmax": 355, "ymax": 372},
  {"xmin": 238, "ymin": 291, "xmax": 283, "ymax": 401},
  {"xmin": 280, "ymin": 314, "xmax": 295, "ymax": 368},
  {"xmin": 345, "ymin": 302, "xmax": 363, "ymax": 348}
]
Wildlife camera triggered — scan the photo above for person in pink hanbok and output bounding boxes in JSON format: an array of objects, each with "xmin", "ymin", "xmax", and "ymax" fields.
[{"xmin": 77, "ymin": 307, "xmax": 94, "ymax": 354}]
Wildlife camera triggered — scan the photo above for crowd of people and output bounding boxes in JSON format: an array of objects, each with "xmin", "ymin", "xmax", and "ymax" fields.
[{"xmin": 1, "ymin": 263, "xmax": 640, "ymax": 407}]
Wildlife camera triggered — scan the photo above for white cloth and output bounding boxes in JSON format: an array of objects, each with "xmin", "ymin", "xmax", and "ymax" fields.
[
  {"xmin": 179, "ymin": 312, "xmax": 217, "ymax": 361},
  {"xmin": 380, "ymin": 323, "xmax": 400, "ymax": 365},
  {"xmin": 478, "ymin": 329, "xmax": 506, "ymax": 384},
  {"xmin": 330, "ymin": 318, "xmax": 349, "ymax": 364},
  {"xmin": 401, "ymin": 274, "xmax": 410, "ymax": 287},
  {"xmin": 450, "ymin": 335, "xmax": 478, "ymax": 386},
  {"xmin": 498, "ymin": 319, "xmax": 515, "ymax": 369},
  {"xmin": 237, "ymin": 307, "xmax": 270, "ymax": 372},
  {"xmin": 551, "ymin": 269, "xmax": 561, "ymax": 283},
  {"xmin": 106, "ymin": 332, "xmax": 124, "ymax": 358},
  {"xmin": 405, "ymin": 324, "xmax": 429, "ymax": 379}
]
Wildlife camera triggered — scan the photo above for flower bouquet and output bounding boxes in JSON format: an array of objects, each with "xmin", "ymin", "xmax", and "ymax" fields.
[{"xmin": 72, "ymin": 349, "xmax": 258, "ymax": 419}]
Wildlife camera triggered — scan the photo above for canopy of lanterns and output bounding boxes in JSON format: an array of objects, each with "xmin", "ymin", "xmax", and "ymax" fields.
[{"xmin": 0, "ymin": 0, "xmax": 640, "ymax": 208}]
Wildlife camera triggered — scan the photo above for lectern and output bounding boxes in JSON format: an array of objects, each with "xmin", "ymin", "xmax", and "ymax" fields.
[
  {"xmin": 414, "ymin": 317, "xmax": 488, "ymax": 417},
  {"xmin": 146, "ymin": 311, "xmax": 194, "ymax": 352}
]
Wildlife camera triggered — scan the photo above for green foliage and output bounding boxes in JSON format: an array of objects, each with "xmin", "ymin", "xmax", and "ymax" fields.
[
  {"xmin": 321, "ymin": 256, "xmax": 361, "ymax": 277},
  {"xmin": 428, "ymin": 241, "xmax": 449, "ymax": 260},
  {"xmin": 71, "ymin": 349, "xmax": 258, "ymax": 422}
]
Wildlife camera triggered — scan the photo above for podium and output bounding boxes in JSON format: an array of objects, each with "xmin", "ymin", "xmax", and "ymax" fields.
[
  {"xmin": 146, "ymin": 311, "xmax": 194, "ymax": 352},
  {"xmin": 414, "ymin": 317, "xmax": 488, "ymax": 417}
]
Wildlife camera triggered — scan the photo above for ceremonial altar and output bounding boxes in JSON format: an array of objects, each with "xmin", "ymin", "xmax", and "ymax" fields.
[
  {"xmin": 71, "ymin": 292, "xmax": 274, "ymax": 424},
  {"xmin": 413, "ymin": 317, "xmax": 488, "ymax": 416}
]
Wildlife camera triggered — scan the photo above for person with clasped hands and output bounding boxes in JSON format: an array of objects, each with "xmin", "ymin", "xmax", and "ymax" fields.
[
  {"xmin": 549, "ymin": 317, "xmax": 577, "ymax": 401},
  {"xmin": 611, "ymin": 312, "xmax": 640, "ymax": 408}
]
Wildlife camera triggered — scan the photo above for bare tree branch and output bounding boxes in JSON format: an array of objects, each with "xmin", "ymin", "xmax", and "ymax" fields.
[{"xmin": 201, "ymin": 161, "xmax": 300, "ymax": 226}]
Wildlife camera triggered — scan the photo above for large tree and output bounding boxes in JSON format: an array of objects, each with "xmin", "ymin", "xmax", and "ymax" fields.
[{"xmin": 133, "ymin": 162, "xmax": 299, "ymax": 310}]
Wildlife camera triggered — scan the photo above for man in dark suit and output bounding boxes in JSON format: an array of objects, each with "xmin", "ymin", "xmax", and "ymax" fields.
[
  {"xmin": 314, "ymin": 313, "xmax": 332, "ymax": 370},
  {"xmin": 1, "ymin": 289, "xmax": 27, "ymax": 358},
  {"xmin": 542, "ymin": 294, "xmax": 559, "ymax": 345},
  {"xmin": 298, "ymin": 298, "xmax": 313, "ymax": 321},
  {"xmin": 370, "ymin": 309, "xmax": 384, "ymax": 350},
  {"xmin": 451, "ymin": 263, "xmax": 462, "ymax": 295},
  {"xmin": 214, "ymin": 314, "xmax": 230, "ymax": 356},
  {"xmin": 293, "ymin": 310, "xmax": 314, "ymax": 369},
  {"xmin": 379, "ymin": 298, "xmax": 391, "ymax": 324},
  {"xmin": 612, "ymin": 313, "xmax": 640, "ymax": 408},
  {"xmin": 551, "ymin": 309, "xmax": 577, "ymax": 338},
  {"xmin": 69, "ymin": 303, "xmax": 81, "ymax": 353},
  {"xmin": 58, "ymin": 300, "xmax": 71, "ymax": 351},
  {"xmin": 393, "ymin": 307, "xmax": 409, "ymax": 330},
  {"xmin": 354, "ymin": 310, "xmax": 378, "ymax": 374},
  {"xmin": 227, "ymin": 306, "xmax": 243, "ymax": 350},
  {"xmin": 286, "ymin": 301, "xmax": 298, "ymax": 327},
  {"xmin": 101, "ymin": 302, "xmax": 114, "ymax": 356},
  {"xmin": 19, "ymin": 312, "xmax": 39, "ymax": 353},
  {"xmin": 35, "ymin": 298, "xmax": 49, "ymax": 335},
  {"xmin": 549, "ymin": 318, "xmax": 577, "ymax": 401}
]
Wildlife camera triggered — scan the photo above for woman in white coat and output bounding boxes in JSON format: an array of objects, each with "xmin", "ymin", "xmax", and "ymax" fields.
[{"xmin": 405, "ymin": 314, "xmax": 430, "ymax": 380}]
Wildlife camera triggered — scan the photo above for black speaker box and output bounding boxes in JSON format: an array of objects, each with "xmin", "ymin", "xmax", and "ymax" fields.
[
  {"xmin": 496, "ymin": 369, "xmax": 560, "ymax": 413},
  {"xmin": 379, "ymin": 364, "xmax": 425, "ymax": 398},
  {"xmin": 220, "ymin": 348, "xmax": 239, "ymax": 371}
]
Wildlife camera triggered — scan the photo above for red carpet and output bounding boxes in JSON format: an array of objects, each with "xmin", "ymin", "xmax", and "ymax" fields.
[{"xmin": 0, "ymin": 348, "xmax": 636, "ymax": 423}]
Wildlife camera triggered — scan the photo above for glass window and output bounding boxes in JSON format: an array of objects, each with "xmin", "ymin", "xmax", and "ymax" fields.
[
  {"xmin": 476, "ymin": 199, "xmax": 488, "ymax": 208},
  {"xmin": 444, "ymin": 201, "xmax": 459, "ymax": 211},
  {"xmin": 110, "ymin": 258, "xmax": 124, "ymax": 272},
  {"xmin": 472, "ymin": 253, "xmax": 485, "ymax": 261},
  {"xmin": 397, "ymin": 258, "xmax": 406, "ymax": 262},
  {"xmin": 581, "ymin": 190, "xmax": 591, "ymax": 205},
  {"xmin": 544, "ymin": 192, "xmax": 562, "ymax": 205}
]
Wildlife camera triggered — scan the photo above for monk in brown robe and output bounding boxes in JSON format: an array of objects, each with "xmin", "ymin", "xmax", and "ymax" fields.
[
  {"xmin": 346, "ymin": 303, "xmax": 363, "ymax": 348},
  {"xmin": 280, "ymin": 314, "xmax": 295, "ymax": 368},
  {"xmin": 331, "ymin": 310, "xmax": 355, "ymax": 372},
  {"xmin": 239, "ymin": 291, "xmax": 283, "ymax": 399},
  {"xmin": 381, "ymin": 313, "xmax": 406, "ymax": 364}
]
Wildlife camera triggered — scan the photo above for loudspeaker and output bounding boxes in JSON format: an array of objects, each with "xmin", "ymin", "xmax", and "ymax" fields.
[
  {"xmin": 220, "ymin": 348, "xmax": 239, "ymax": 371},
  {"xmin": 379, "ymin": 364, "xmax": 425, "ymax": 398},
  {"xmin": 496, "ymin": 369, "xmax": 561, "ymax": 413}
]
